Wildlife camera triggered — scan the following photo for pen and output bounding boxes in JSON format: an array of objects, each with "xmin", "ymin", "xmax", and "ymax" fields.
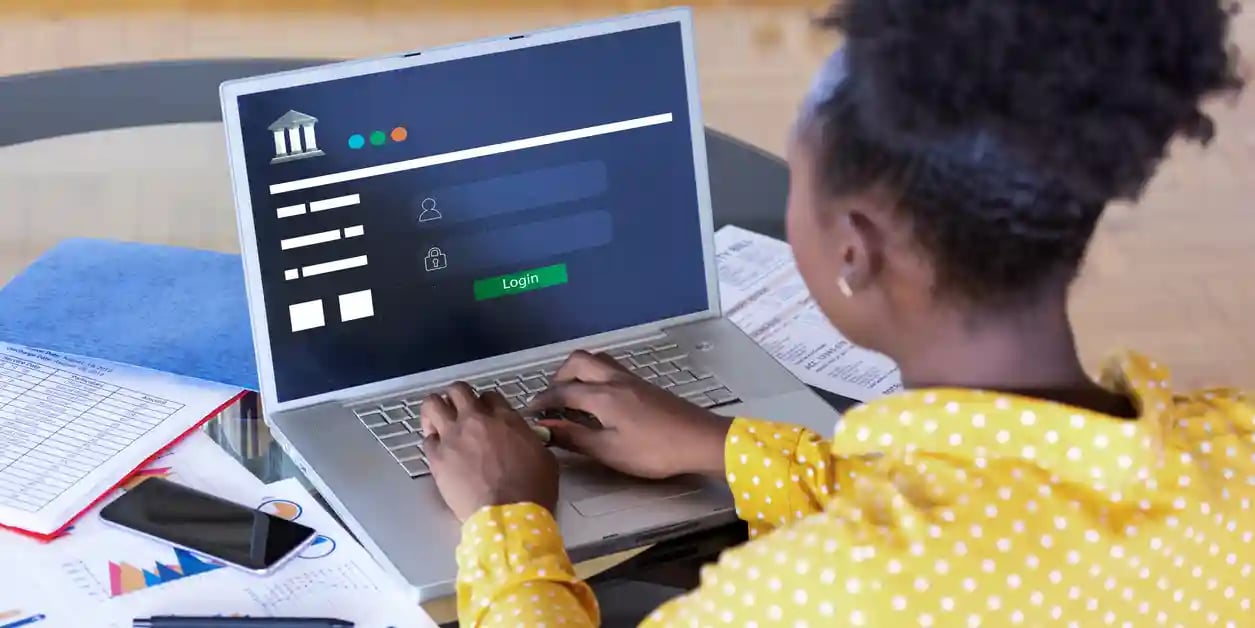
[
  {"xmin": 0, "ymin": 615, "xmax": 46, "ymax": 628},
  {"xmin": 133, "ymin": 617, "xmax": 353, "ymax": 628}
]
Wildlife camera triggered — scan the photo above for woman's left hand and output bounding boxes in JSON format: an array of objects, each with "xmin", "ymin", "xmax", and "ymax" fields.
[{"xmin": 420, "ymin": 383, "xmax": 560, "ymax": 521}]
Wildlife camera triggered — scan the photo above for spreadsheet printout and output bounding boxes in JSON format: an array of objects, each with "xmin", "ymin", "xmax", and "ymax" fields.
[{"xmin": 0, "ymin": 342, "xmax": 240, "ymax": 536}]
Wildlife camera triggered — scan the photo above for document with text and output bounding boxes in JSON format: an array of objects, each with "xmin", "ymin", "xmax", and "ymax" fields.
[
  {"xmin": 0, "ymin": 460, "xmax": 436, "ymax": 628},
  {"xmin": 0, "ymin": 342, "xmax": 242, "ymax": 537},
  {"xmin": 716, "ymin": 225, "xmax": 902, "ymax": 403},
  {"xmin": 0, "ymin": 474, "xmax": 436, "ymax": 628}
]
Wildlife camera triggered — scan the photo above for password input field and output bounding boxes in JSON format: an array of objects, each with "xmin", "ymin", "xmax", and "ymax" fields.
[
  {"xmin": 432, "ymin": 210, "xmax": 612, "ymax": 277},
  {"xmin": 269, "ymin": 113, "xmax": 672, "ymax": 195}
]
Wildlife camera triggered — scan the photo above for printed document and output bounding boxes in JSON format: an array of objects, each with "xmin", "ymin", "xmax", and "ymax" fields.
[
  {"xmin": 715, "ymin": 225, "xmax": 902, "ymax": 402},
  {"xmin": 0, "ymin": 342, "xmax": 240, "ymax": 536},
  {"xmin": 0, "ymin": 457, "xmax": 436, "ymax": 627}
]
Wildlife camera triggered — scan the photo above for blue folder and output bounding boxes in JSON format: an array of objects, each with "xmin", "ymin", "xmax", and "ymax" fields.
[{"xmin": 0, "ymin": 239, "xmax": 258, "ymax": 390}]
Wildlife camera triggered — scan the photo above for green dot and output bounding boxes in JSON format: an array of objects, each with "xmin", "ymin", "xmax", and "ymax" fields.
[
  {"xmin": 347, "ymin": 134, "xmax": 365, "ymax": 149},
  {"xmin": 370, "ymin": 131, "xmax": 387, "ymax": 146}
]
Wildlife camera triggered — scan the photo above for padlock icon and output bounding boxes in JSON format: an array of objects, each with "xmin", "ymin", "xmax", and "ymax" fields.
[{"xmin": 424, "ymin": 247, "xmax": 447, "ymax": 272}]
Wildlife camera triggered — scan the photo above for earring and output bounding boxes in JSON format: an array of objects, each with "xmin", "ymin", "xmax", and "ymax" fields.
[{"xmin": 837, "ymin": 276, "xmax": 854, "ymax": 298}]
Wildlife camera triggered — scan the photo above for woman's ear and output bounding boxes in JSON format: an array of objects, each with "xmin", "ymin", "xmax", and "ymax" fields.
[{"xmin": 833, "ymin": 206, "xmax": 886, "ymax": 295}]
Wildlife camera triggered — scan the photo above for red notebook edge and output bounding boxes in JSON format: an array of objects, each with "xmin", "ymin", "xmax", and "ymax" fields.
[{"xmin": 0, "ymin": 390, "xmax": 250, "ymax": 543}]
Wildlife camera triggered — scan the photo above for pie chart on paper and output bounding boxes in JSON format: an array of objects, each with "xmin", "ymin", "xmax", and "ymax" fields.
[
  {"xmin": 299, "ymin": 535, "xmax": 337, "ymax": 559},
  {"xmin": 258, "ymin": 498, "xmax": 303, "ymax": 520}
]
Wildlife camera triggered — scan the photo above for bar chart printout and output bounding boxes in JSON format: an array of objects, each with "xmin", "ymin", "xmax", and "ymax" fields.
[
  {"xmin": 0, "ymin": 341, "xmax": 240, "ymax": 536},
  {"xmin": 13, "ymin": 480, "xmax": 440, "ymax": 628},
  {"xmin": 107, "ymin": 547, "xmax": 223, "ymax": 597}
]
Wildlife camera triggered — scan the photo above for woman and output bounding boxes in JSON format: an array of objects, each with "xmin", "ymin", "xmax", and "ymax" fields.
[{"xmin": 421, "ymin": 0, "xmax": 1250, "ymax": 625}]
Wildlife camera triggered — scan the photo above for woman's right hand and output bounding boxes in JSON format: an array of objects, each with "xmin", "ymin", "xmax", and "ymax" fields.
[{"xmin": 528, "ymin": 350, "xmax": 732, "ymax": 480}]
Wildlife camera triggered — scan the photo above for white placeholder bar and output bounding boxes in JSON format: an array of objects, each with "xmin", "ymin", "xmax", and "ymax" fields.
[
  {"xmin": 284, "ymin": 269, "xmax": 299, "ymax": 281},
  {"xmin": 343, "ymin": 224, "xmax": 365, "ymax": 238},
  {"xmin": 289, "ymin": 299, "xmax": 325, "ymax": 332},
  {"xmin": 277, "ymin": 203, "xmax": 306, "ymax": 219},
  {"xmin": 280, "ymin": 228, "xmax": 341, "ymax": 250},
  {"xmin": 302, "ymin": 254, "xmax": 368, "ymax": 277},
  {"xmin": 309, "ymin": 193, "xmax": 361, "ymax": 212},
  {"xmin": 270, "ymin": 113, "xmax": 674, "ymax": 195},
  {"xmin": 339, "ymin": 289, "xmax": 375, "ymax": 322}
]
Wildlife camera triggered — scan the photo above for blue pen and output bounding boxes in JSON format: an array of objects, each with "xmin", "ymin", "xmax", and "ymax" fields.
[{"xmin": 0, "ymin": 614, "xmax": 46, "ymax": 628}]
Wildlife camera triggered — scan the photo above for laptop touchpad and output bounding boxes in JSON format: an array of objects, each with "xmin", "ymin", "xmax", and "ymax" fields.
[
  {"xmin": 559, "ymin": 452, "xmax": 703, "ymax": 517},
  {"xmin": 571, "ymin": 482, "xmax": 703, "ymax": 518}
]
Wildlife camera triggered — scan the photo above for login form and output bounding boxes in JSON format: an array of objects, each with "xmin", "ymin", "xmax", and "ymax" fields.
[{"xmin": 235, "ymin": 23, "xmax": 708, "ymax": 401}]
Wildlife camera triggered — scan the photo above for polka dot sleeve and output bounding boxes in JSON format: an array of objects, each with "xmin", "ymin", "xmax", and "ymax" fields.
[
  {"xmin": 725, "ymin": 418, "xmax": 838, "ymax": 537},
  {"xmin": 456, "ymin": 503, "xmax": 598, "ymax": 627}
]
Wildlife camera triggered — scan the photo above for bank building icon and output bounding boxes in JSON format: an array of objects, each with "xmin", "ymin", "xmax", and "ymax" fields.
[{"xmin": 269, "ymin": 110, "xmax": 325, "ymax": 164}]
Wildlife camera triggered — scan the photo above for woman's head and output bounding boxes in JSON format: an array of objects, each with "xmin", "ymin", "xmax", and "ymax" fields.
[{"xmin": 787, "ymin": 0, "xmax": 1242, "ymax": 360}]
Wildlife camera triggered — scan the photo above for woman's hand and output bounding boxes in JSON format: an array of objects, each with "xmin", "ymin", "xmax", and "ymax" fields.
[
  {"xmin": 421, "ymin": 383, "xmax": 559, "ymax": 522},
  {"xmin": 528, "ymin": 351, "xmax": 732, "ymax": 480}
]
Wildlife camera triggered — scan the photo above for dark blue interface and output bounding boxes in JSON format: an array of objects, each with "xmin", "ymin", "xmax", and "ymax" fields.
[{"xmin": 235, "ymin": 23, "xmax": 709, "ymax": 401}]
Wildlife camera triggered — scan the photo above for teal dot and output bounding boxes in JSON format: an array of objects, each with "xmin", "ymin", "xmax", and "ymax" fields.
[
  {"xmin": 347, "ymin": 134, "xmax": 365, "ymax": 149},
  {"xmin": 370, "ymin": 131, "xmax": 387, "ymax": 146}
]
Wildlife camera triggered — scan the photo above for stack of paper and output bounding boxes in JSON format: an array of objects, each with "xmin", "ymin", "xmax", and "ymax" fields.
[
  {"xmin": 0, "ymin": 342, "xmax": 243, "ymax": 539},
  {"xmin": 0, "ymin": 241, "xmax": 435, "ymax": 625},
  {"xmin": 715, "ymin": 225, "xmax": 902, "ymax": 402},
  {"xmin": 0, "ymin": 433, "xmax": 437, "ymax": 628}
]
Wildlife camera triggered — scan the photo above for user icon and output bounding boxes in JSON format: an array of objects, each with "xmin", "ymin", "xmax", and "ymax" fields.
[{"xmin": 418, "ymin": 197, "xmax": 443, "ymax": 223}]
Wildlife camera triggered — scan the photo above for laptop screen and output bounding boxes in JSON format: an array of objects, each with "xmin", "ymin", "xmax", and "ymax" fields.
[{"xmin": 234, "ymin": 22, "xmax": 709, "ymax": 402}]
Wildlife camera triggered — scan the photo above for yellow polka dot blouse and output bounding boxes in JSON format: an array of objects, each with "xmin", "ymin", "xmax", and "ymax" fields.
[{"xmin": 456, "ymin": 354, "xmax": 1255, "ymax": 626}]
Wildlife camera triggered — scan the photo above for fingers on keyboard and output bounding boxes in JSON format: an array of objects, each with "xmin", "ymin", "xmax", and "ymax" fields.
[{"xmin": 352, "ymin": 342, "xmax": 737, "ymax": 479}]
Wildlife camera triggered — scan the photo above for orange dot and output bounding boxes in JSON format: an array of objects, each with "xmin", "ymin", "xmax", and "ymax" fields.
[{"xmin": 391, "ymin": 126, "xmax": 408, "ymax": 142}]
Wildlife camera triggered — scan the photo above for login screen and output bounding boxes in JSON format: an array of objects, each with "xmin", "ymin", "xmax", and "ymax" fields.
[{"xmin": 234, "ymin": 23, "xmax": 708, "ymax": 402}]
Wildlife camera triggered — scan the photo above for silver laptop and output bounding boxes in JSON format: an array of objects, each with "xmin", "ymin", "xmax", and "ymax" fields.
[{"xmin": 220, "ymin": 7, "xmax": 840, "ymax": 602}]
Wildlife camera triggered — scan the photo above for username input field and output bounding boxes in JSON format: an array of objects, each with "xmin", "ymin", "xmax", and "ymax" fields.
[
  {"xmin": 428, "ymin": 210, "xmax": 612, "ymax": 277},
  {"xmin": 417, "ymin": 160, "xmax": 607, "ymax": 226}
]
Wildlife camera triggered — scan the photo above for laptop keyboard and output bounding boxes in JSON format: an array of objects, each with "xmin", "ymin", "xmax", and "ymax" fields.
[{"xmin": 351, "ymin": 341, "xmax": 740, "ymax": 478}]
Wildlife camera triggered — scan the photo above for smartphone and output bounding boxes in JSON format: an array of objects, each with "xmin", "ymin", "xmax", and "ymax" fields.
[{"xmin": 99, "ymin": 477, "xmax": 317, "ymax": 575}]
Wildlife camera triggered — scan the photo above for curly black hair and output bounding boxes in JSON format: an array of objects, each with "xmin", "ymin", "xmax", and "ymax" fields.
[{"xmin": 810, "ymin": 0, "xmax": 1243, "ymax": 306}]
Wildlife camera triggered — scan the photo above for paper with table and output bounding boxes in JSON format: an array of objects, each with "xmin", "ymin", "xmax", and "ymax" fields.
[
  {"xmin": 0, "ymin": 342, "xmax": 243, "ymax": 538},
  {"xmin": 0, "ymin": 432, "xmax": 266, "ymax": 554},
  {"xmin": 0, "ymin": 435, "xmax": 437, "ymax": 628},
  {"xmin": 715, "ymin": 225, "xmax": 902, "ymax": 402},
  {"xmin": 0, "ymin": 431, "xmax": 265, "ymax": 626}
]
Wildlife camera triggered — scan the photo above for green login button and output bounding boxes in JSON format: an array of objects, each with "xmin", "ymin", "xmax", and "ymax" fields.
[{"xmin": 474, "ymin": 263, "xmax": 569, "ymax": 301}]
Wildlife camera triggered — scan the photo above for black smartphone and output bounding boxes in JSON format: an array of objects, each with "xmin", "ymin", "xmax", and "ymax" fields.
[{"xmin": 99, "ymin": 477, "xmax": 317, "ymax": 574}]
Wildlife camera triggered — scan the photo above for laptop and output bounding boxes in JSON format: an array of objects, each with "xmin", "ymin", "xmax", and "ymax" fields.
[{"xmin": 220, "ymin": 7, "xmax": 841, "ymax": 601}]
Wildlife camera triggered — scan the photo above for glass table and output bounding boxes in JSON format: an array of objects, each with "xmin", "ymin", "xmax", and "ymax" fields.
[{"xmin": 202, "ymin": 394, "xmax": 295, "ymax": 486}]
